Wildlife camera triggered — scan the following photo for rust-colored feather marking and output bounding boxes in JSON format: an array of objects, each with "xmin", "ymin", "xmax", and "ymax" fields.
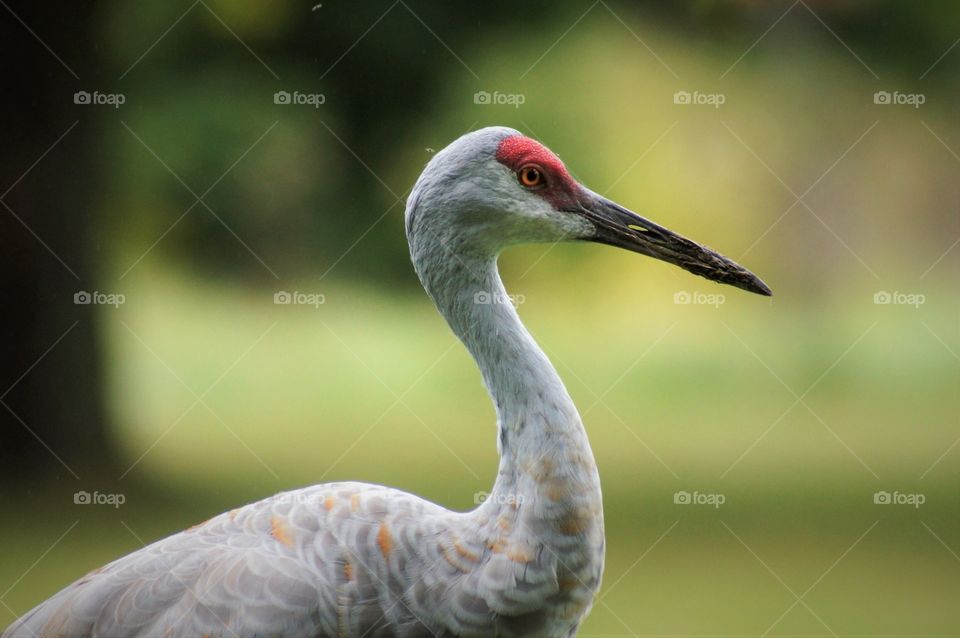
[
  {"xmin": 544, "ymin": 480, "xmax": 566, "ymax": 502},
  {"xmin": 350, "ymin": 493, "xmax": 361, "ymax": 512},
  {"xmin": 270, "ymin": 515, "xmax": 295, "ymax": 547},
  {"xmin": 440, "ymin": 543, "xmax": 468, "ymax": 572},
  {"xmin": 454, "ymin": 539, "xmax": 480, "ymax": 563},
  {"xmin": 534, "ymin": 457, "xmax": 555, "ymax": 479},
  {"xmin": 488, "ymin": 538, "xmax": 507, "ymax": 554},
  {"xmin": 377, "ymin": 522, "xmax": 393, "ymax": 557},
  {"xmin": 557, "ymin": 574, "xmax": 579, "ymax": 592},
  {"xmin": 558, "ymin": 510, "xmax": 591, "ymax": 535},
  {"xmin": 324, "ymin": 495, "xmax": 335, "ymax": 511},
  {"xmin": 507, "ymin": 548, "xmax": 533, "ymax": 564},
  {"xmin": 343, "ymin": 558, "xmax": 353, "ymax": 581}
]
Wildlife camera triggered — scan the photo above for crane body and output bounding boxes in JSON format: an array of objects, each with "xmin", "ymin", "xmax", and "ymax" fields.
[{"xmin": 3, "ymin": 127, "xmax": 769, "ymax": 637}]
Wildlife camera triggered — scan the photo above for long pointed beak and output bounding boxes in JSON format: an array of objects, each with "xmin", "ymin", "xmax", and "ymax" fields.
[{"xmin": 571, "ymin": 190, "xmax": 772, "ymax": 296}]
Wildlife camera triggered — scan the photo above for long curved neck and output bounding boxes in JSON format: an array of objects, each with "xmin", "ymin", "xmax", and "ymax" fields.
[
  {"xmin": 441, "ymin": 255, "xmax": 578, "ymax": 431},
  {"xmin": 412, "ymin": 244, "xmax": 600, "ymax": 509}
]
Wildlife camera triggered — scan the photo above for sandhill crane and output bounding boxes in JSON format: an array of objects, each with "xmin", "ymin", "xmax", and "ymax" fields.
[{"xmin": 4, "ymin": 126, "xmax": 770, "ymax": 638}]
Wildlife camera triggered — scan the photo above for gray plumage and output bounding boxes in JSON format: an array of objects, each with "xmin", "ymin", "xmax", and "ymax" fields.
[
  {"xmin": 5, "ymin": 128, "xmax": 604, "ymax": 637},
  {"xmin": 5, "ymin": 126, "xmax": 769, "ymax": 637}
]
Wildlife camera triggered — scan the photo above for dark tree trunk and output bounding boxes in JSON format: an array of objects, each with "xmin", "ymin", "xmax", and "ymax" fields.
[{"xmin": 0, "ymin": 1, "xmax": 120, "ymax": 485}]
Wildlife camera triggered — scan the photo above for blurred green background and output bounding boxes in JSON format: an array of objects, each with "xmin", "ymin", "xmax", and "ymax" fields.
[{"xmin": 1, "ymin": 0, "xmax": 958, "ymax": 634}]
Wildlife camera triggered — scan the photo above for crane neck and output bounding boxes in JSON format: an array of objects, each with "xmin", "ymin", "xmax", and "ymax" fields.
[{"xmin": 411, "ymin": 243, "xmax": 600, "ymax": 506}]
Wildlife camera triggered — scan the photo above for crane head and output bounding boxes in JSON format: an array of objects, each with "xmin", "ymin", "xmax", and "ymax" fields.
[{"xmin": 406, "ymin": 127, "xmax": 771, "ymax": 296}]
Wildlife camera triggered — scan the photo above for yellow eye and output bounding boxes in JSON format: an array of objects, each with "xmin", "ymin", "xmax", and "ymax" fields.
[{"xmin": 518, "ymin": 165, "xmax": 544, "ymax": 188}]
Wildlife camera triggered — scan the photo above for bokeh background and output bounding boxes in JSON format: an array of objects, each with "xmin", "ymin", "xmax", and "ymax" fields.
[{"xmin": 2, "ymin": 0, "xmax": 959, "ymax": 634}]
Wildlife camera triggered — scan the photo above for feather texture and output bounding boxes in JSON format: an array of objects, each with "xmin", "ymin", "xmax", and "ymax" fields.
[{"xmin": 3, "ymin": 128, "xmax": 605, "ymax": 637}]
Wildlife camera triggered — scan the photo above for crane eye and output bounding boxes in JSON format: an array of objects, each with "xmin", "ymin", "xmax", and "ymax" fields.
[{"xmin": 518, "ymin": 165, "xmax": 544, "ymax": 188}]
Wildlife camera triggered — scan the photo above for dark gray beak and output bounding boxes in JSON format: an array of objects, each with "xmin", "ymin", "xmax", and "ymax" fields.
[{"xmin": 571, "ymin": 190, "xmax": 772, "ymax": 296}]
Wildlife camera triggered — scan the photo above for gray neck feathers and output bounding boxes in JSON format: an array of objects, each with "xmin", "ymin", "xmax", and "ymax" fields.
[
  {"xmin": 412, "ymin": 239, "xmax": 578, "ymax": 435},
  {"xmin": 408, "ymin": 229, "xmax": 600, "ymax": 516}
]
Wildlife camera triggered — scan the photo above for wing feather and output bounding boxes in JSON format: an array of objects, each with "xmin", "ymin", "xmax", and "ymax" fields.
[{"xmin": 2, "ymin": 481, "xmax": 591, "ymax": 637}]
